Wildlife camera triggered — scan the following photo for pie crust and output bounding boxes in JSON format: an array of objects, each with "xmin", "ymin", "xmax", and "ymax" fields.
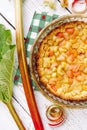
[{"xmin": 36, "ymin": 21, "xmax": 87, "ymax": 101}]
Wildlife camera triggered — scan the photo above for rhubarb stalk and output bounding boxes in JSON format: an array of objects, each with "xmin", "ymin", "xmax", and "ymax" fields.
[
  {"xmin": 6, "ymin": 102, "xmax": 25, "ymax": 130},
  {"xmin": 0, "ymin": 23, "xmax": 25, "ymax": 129},
  {"xmin": 14, "ymin": 0, "xmax": 44, "ymax": 130}
]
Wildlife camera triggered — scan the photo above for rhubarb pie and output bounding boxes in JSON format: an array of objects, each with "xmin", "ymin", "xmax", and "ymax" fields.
[{"xmin": 36, "ymin": 21, "xmax": 87, "ymax": 101}]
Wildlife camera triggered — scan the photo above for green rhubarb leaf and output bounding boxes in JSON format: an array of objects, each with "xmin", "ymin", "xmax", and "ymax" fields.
[{"xmin": 0, "ymin": 24, "xmax": 15, "ymax": 103}]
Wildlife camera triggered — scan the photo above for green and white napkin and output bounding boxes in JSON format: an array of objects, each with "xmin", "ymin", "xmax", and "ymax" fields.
[{"xmin": 14, "ymin": 12, "xmax": 59, "ymax": 90}]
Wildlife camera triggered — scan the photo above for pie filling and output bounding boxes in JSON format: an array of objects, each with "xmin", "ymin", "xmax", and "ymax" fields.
[{"xmin": 36, "ymin": 21, "xmax": 87, "ymax": 101}]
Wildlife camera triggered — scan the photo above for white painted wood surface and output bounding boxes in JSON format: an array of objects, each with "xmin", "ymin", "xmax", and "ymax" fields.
[{"xmin": 0, "ymin": 0, "xmax": 87, "ymax": 130}]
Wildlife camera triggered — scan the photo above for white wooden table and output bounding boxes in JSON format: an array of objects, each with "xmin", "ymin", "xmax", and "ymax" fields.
[{"xmin": 0, "ymin": 0, "xmax": 87, "ymax": 130}]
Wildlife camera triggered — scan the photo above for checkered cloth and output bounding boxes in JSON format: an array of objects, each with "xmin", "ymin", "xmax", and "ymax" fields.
[{"xmin": 14, "ymin": 12, "xmax": 59, "ymax": 90}]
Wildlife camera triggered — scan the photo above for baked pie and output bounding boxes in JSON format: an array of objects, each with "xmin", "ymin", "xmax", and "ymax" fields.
[{"xmin": 36, "ymin": 21, "xmax": 87, "ymax": 101}]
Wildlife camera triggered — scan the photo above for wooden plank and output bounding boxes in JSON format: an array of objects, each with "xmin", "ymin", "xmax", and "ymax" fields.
[
  {"xmin": 1, "ymin": 1, "xmax": 87, "ymax": 130},
  {"xmin": 12, "ymin": 98, "xmax": 35, "ymax": 130},
  {"xmin": 0, "ymin": 100, "xmax": 35, "ymax": 130},
  {"xmin": 35, "ymin": 91, "xmax": 87, "ymax": 130},
  {"xmin": 14, "ymin": 87, "xmax": 87, "ymax": 130},
  {"xmin": 0, "ymin": 102, "xmax": 19, "ymax": 130},
  {"xmin": 0, "ymin": 0, "xmax": 71, "ymax": 36}
]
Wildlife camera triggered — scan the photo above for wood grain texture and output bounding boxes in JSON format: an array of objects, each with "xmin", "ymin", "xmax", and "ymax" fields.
[{"xmin": 0, "ymin": 0, "xmax": 87, "ymax": 130}]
